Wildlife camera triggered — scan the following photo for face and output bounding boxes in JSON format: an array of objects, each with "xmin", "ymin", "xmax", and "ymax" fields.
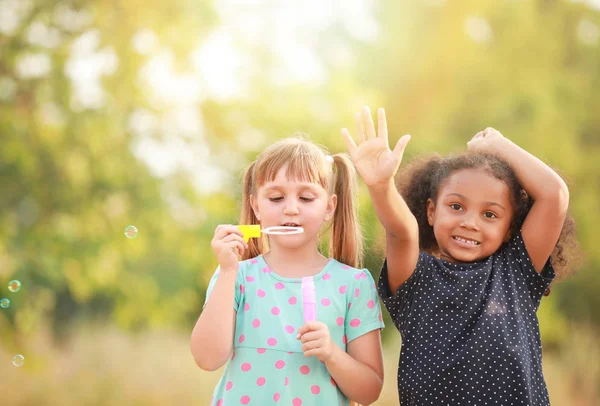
[
  {"xmin": 250, "ymin": 164, "xmax": 336, "ymax": 250},
  {"xmin": 427, "ymin": 168, "xmax": 513, "ymax": 263}
]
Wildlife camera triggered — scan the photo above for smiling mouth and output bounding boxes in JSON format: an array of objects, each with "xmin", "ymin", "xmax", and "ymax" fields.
[{"xmin": 453, "ymin": 236, "xmax": 480, "ymax": 246}]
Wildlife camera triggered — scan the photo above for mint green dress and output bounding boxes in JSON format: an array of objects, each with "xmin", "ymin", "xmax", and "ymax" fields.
[{"xmin": 203, "ymin": 255, "xmax": 384, "ymax": 406}]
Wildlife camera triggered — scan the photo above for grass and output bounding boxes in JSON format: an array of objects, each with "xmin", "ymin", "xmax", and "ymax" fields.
[{"xmin": 1, "ymin": 323, "xmax": 598, "ymax": 405}]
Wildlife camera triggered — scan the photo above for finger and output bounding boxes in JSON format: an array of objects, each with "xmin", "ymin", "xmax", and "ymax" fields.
[
  {"xmin": 303, "ymin": 348, "xmax": 323, "ymax": 358},
  {"xmin": 355, "ymin": 112, "xmax": 366, "ymax": 143},
  {"xmin": 302, "ymin": 339, "xmax": 322, "ymax": 352},
  {"xmin": 299, "ymin": 331, "xmax": 322, "ymax": 343},
  {"xmin": 392, "ymin": 134, "xmax": 411, "ymax": 163},
  {"xmin": 362, "ymin": 106, "xmax": 376, "ymax": 139},
  {"xmin": 377, "ymin": 107, "xmax": 388, "ymax": 140},
  {"xmin": 341, "ymin": 128, "xmax": 357, "ymax": 156},
  {"xmin": 214, "ymin": 224, "xmax": 243, "ymax": 239},
  {"xmin": 222, "ymin": 233, "xmax": 248, "ymax": 245}
]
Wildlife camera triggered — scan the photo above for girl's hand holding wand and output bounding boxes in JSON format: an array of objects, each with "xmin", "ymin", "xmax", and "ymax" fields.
[{"xmin": 211, "ymin": 225, "xmax": 248, "ymax": 271}]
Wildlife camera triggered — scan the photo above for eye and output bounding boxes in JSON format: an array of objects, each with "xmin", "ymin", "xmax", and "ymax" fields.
[
  {"xmin": 300, "ymin": 196, "xmax": 315, "ymax": 202},
  {"xmin": 449, "ymin": 203, "xmax": 463, "ymax": 211},
  {"xmin": 269, "ymin": 197, "xmax": 283, "ymax": 202},
  {"xmin": 483, "ymin": 211, "xmax": 497, "ymax": 219}
]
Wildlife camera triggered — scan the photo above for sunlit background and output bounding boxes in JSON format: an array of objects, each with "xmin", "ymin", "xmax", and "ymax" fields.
[{"xmin": 1, "ymin": 0, "xmax": 599, "ymax": 404}]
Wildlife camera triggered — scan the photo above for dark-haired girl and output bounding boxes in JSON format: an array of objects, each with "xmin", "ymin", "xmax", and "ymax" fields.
[{"xmin": 342, "ymin": 107, "xmax": 578, "ymax": 405}]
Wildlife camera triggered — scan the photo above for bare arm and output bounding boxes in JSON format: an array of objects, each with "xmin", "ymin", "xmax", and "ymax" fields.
[
  {"xmin": 342, "ymin": 107, "xmax": 420, "ymax": 292},
  {"xmin": 190, "ymin": 269, "xmax": 237, "ymax": 371},
  {"xmin": 468, "ymin": 128, "xmax": 569, "ymax": 272},
  {"xmin": 190, "ymin": 225, "xmax": 248, "ymax": 370},
  {"xmin": 297, "ymin": 323, "xmax": 384, "ymax": 405}
]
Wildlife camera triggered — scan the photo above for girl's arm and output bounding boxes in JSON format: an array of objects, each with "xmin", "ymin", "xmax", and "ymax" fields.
[
  {"xmin": 190, "ymin": 225, "xmax": 247, "ymax": 370},
  {"xmin": 297, "ymin": 323, "xmax": 384, "ymax": 405},
  {"xmin": 468, "ymin": 128, "xmax": 569, "ymax": 272},
  {"xmin": 342, "ymin": 107, "xmax": 420, "ymax": 292}
]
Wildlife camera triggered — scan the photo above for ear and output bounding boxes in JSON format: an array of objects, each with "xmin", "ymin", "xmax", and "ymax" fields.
[
  {"xmin": 426, "ymin": 198, "xmax": 435, "ymax": 226},
  {"xmin": 324, "ymin": 194, "xmax": 337, "ymax": 222},
  {"xmin": 250, "ymin": 194, "xmax": 260, "ymax": 221}
]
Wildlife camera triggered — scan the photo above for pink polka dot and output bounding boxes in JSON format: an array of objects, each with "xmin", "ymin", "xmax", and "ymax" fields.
[
  {"xmin": 244, "ymin": 303, "xmax": 250, "ymax": 311},
  {"xmin": 339, "ymin": 285, "xmax": 347, "ymax": 294},
  {"xmin": 367, "ymin": 300, "xmax": 375, "ymax": 308},
  {"xmin": 271, "ymin": 306, "xmax": 280, "ymax": 315},
  {"xmin": 241, "ymin": 362, "xmax": 252, "ymax": 372},
  {"xmin": 274, "ymin": 282, "xmax": 284, "ymax": 290},
  {"xmin": 285, "ymin": 377, "xmax": 290, "ymax": 386},
  {"xmin": 252, "ymin": 318, "xmax": 261, "ymax": 328},
  {"xmin": 342, "ymin": 334, "xmax": 348, "ymax": 344},
  {"xmin": 336, "ymin": 317, "xmax": 344, "ymax": 326},
  {"xmin": 354, "ymin": 288, "xmax": 360, "ymax": 297},
  {"xmin": 245, "ymin": 275, "xmax": 255, "ymax": 282},
  {"xmin": 322, "ymin": 273, "xmax": 331, "ymax": 280},
  {"xmin": 341, "ymin": 265, "xmax": 350, "ymax": 269},
  {"xmin": 216, "ymin": 399, "xmax": 223, "ymax": 406},
  {"xmin": 288, "ymin": 296, "xmax": 297, "ymax": 305},
  {"xmin": 231, "ymin": 351, "xmax": 236, "ymax": 360},
  {"xmin": 285, "ymin": 325, "xmax": 295, "ymax": 333},
  {"xmin": 311, "ymin": 385, "xmax": 321, "ymax": 394},
  {"xmin": 257, "ymin": 289, "xmax": 266, "ymax": 298},
  {"xmin": 257, "ymin": 377, "xmax": 266, "ymax": 386},
  {"xmin": 321, "ymin": 298, "xmax": 331, "ymax": 306},
  {"xmin": 273, "ymin": 393, "xmax": 280, "ymax": 402},
  {"xmin": 226, "ymin": 381, "xmax": 233, "ymax": 391},
  {"xmin": 249, "ymin": 259, "xmax": 258, "ymax": 264},
  {"xmin": 354, "ymin": 273, "xmax": 362, "ymax": 280},
  {"xmin": 299, "ymin": 365, "xmax": 310, "ymax": 375},
  {"xmin": 239, "ymin": 334, "xmax": 245, "ymax": 343},
  {"xmin": 348, "ymin": 302, "xmax": 352, "ymax": 309},
  {"xmin": 379, "ymin": 313, "xmax": 383, "ymax": 322},
  {"xmin": 275, "ymin": 360, "xmax": 285, "ymax": 369},
  {"xmin": 262, "ymin": 266, "xmax": 271, "ymax": 273},
  {"xmin": 350, "ymin": 318, "xmax": 361, "ymax": 327},
  {"xmin": 267, "ymin": 337, "xmax": 277, "ymax": 346},
  {"xmin": 257, "ymin": 348, "xmax": 266, "ymax": 354},
  {"xmin": 292, "ymin": 398, "xmax": 303, "ymax": 406},
  {"xmin": 240, "ymin": 284, "xmax": 245, "ymax": 293},
  {"xmin": 240, "ymin": 395, "xmax": 250, "ymax": 404}
]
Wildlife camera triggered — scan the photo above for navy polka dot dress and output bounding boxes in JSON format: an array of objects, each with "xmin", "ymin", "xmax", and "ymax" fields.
[{"xmin": 378, "ymin": 232, "xmax": 554, "ymax": 405}]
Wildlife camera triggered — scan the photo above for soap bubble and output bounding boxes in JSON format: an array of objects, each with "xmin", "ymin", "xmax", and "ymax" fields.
[
  {"xmin": 12, "ymin": 354, "xmax": 24, "ymax": 367},
  {"xmin": 8, "ymin": 280, "xmax": 21, "ymax": 292},
  {"xmin": 124, "ymin": 225, "xmax": 138, "ymax": 239}
]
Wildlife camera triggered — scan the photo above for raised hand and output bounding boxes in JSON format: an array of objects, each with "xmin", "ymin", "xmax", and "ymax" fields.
[
  {"xmin": 341, "ymin": 106, "xmax": 411, "ymax": 188},
  {"xmin": 467, "ymin": 127, "xmax": 508, "ymax": 153},
  {"xmin": 297, "ymin": 321, "xmax": 334, "ymax": 363},
  {"xmin": 211, "ymin": 225, "xmax": 248, "ymax": 271}
]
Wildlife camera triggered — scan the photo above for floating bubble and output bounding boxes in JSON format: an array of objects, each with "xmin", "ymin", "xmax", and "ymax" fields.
[
  {"xmin": 12, "ymin": 354, "xmax": 24, "ymax": 367},
  {"xmin": 0, "ymin": 298, "xmax": 9, "ymax": 308},
  {"xmin": 124, "ymin": 225, "xmax": 138, "ymax": 239},
  {"xmin": 8, "ymin": 280, "xmax": 21, "ymax": 293}
]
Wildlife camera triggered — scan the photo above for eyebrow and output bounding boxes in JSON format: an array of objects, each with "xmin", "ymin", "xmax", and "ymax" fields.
[
  {"xmin": 262, "ymin": 184, "xmax": 320, "ymax": 193},
  {"xmin": 444, "ymin": 193, "xmax": 507, "ymax": 211}
]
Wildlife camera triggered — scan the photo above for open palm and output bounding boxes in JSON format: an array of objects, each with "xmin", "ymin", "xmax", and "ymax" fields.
[{"xmin": 342, "ymin": 107, "xmax": 411, "ymax": 187}]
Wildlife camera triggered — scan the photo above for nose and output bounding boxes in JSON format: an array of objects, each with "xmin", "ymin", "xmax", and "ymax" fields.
[
  {"xmin": 460, "ymin": 213, "xmax": 480, "ymax": 230},
  {"xmin": 283, "ymin": 199, "xmax": 299, "ymax": 216}
]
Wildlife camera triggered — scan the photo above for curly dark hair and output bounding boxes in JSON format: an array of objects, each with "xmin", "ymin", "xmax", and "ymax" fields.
[{"xmin": 396, "ymin": 152, "xmax": 580, "ymax": 280}]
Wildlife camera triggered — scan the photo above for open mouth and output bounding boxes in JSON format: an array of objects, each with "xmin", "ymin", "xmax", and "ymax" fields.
[
  {"xmin": 453, "ymin": 236, "xmax": 480, "ymax": 246},
  {"xmin": 281, "ymin": 222, "xmax": 301, "ymax": 227}
]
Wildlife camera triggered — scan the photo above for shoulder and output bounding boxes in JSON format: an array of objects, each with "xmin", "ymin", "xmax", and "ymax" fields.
[{"xmin": 328, "ymin": 259, "xmax": 372, "ymax": 281}]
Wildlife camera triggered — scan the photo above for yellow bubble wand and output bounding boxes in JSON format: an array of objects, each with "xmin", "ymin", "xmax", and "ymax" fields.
[{"xmin": 238, "ymin": 225, "xmax": 304, "ymax": 243}]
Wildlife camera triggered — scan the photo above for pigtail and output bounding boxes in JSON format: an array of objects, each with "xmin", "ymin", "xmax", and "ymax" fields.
[
  {"xmin": 239, "ymin": 161, "xmax": 267, "ymax": 260},
  {"xmin": 330, "ymin": 153, "xmax": 363, "ymax": 268},
  {"xmin": 396, "ymin": 154, "xmax": 443, "ymax": 253}
]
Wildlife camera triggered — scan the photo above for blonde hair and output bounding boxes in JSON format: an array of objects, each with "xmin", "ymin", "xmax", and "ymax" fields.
[{"xmin": 240, "ymin": 135, "xmax": 363, "ymax": 268}]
